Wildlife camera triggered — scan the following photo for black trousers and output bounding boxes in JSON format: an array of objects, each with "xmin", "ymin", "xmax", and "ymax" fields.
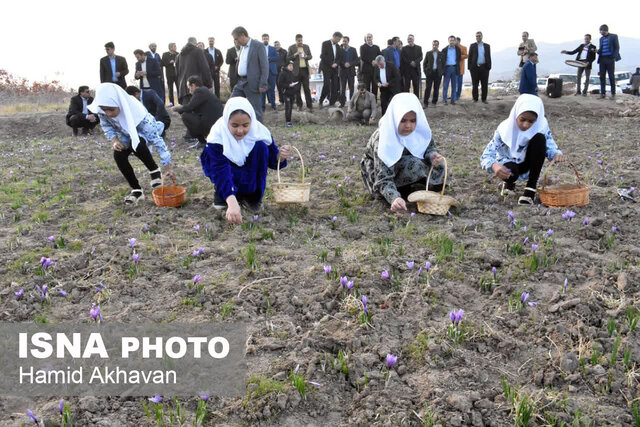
[
  {"xmin": 284, "ymin": 94, "xmax": 295, "ymax": 122},
  {"xmin": 295, "ymin": 68, "xmax": 313, "ymax": 108},
  {"xmin": 113, "ymin": 138, "xmax": 159, "ymax": 190},
  {"xmin": 599, "ymin": 57, "xmax": 616, "ymax": 95},
  {"xmin": 361, "ymin": 70, "xmax": 378, "ymax": 99},
  {"xmin": 67, "ymin": 114, "xmax": 99, "ymax": 131},
  {"xmin": 380, "ymin": 88, "xmax": 395, "ymax": 116},
  {"xmin": 470, "ymin": 65, "xmax": 490, "ymax": 101},
  {"xmin": 339, "ymin": 70, "xmax": 355, "ymax": 106},
  {"xmin": 166, "ymin": 73, "xmax": 178, "ymax": 105},
  {"xmin": 276, "ymin": 70, "xmax": 285, "ymax": 104},
  {"xmin": 181, "ymin": 112, "xmax": 208, "ymax": 144},
  {"xmin": 319, "ymin": 67, "xmax": 340, "ymax": 105},
  {"xmin": 503, "ymin": 133, "xmax": 546, "ymax": 189},
  {"xmin": 402, "ymin": 68, "xmax": 421, "ymax": 96},
  {"xmin": 424, "ymin": 70, "xmax": 442, "ymax": 105},
  {"xmin": 212, "ymin": 73, "xmax": 221, "ymax": 98}
]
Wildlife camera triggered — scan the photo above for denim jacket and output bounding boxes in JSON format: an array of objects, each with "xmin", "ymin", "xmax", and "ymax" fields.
[
  {"xmin": 98, "ymin": 112, "xmax": 171, "ymax": 166},
  {"xmin": 480, "ymin": 129, "xmax": 561, "ymax": 181}
]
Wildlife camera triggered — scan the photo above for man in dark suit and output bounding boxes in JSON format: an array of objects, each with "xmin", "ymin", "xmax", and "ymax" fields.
[
  {"xmin": 360, "ymin": 33, "xmax": 381, "ymax": 99},
  {"xmin": 231, "ymin": 26, "xmax": 269, "ymax": 123},
  {"xmin": 162, "ymin": 43, "xmax": 179, "ymax": 105},
  {"xmin": 206, "ymin": 37, "xmax": 225, "ymax": 98},
  {"xmin": 518, "ymin": 53, "xmax": 538, "ymax": 96},
  {"xmin": 261, "ymin": 34, "xmax": 280, "ymax": 111},
  {"xmin": 561, "ymin": 34, "xmax": 597, "ymax": 96},
  {"xmin": 126, "ymin": 86, "xmax": 171, "ymax": 136},
  {"xmin": 274, "ymin": 40, "xmax": 288, "ymax": 105},
  {"xmin": 99, "ymin": 42, "xmax": 129, "ymax": 89},
  {"xmin": 197, "ymin": 41, "xmax": 216, "ymax": 87},
  {"xmin": 597, "ymin": 24, "xmax": 621, "ymax": 98},
  {"xmin": 175, "ymin": 37, "xmax": 213, "ymax": 105},
  {"xmin": 66, "ymin": 86, "xmax": 98, "ymax": 136},
  {"xmin": 373, "ymin": 56, "xmax": 401, "ymax": 115},
  {"xmin": 383, "ymin": 37, "xmax": 401, "ymax": 69},
  {"xmin": 226, "ymin": 41, "xmax": 240, "ymax": 91},
  {"xmin": 319, "ymin": 32, "xmax": 344, "ymax": 108},
  {"xmin": 287, "ymin": 34, "xmax": 314, "ymax": 111},
  {"xmin": 172, "ymin": 75, "xmax": 223, "ymax": 147},
  {"xmin": 339, "ymin": 36, "xmax": 359, "ymax": 107},
  {"xmin": 401, "ymin": 34, "xmax": 423, "ymax": 95},
  {"xmin": 134, "ymin": 49, "xmax": 164, "ymax": 101},
  {"xmin": 423, "ymin": 40, "xmax": 444, "ymax": 107},
  {"xmin": 441, "ymin": 35, "xmax": 462, "ymax": 104},
  {"xmin": 468, "ymin": 31, "xmax": 492, "ymax": 104}
]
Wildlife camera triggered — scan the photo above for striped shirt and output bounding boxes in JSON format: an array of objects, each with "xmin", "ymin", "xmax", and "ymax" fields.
[{"xmin": 600, "ymin": 36, "xmax": 612, "ymax": 56}]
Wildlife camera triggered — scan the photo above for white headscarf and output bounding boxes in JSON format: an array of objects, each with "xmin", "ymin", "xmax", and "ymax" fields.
[
  {"xmin": 88, "ymin": 83, "xmax": 148, "ymax": 150},
  {"xmin": 206, "ymin": 97, "xmax": 273, "ymax": 166},
  {"xmin": 497, "ymin": 94, "xmax": 550, "ymax": 163},
  {"xmin": 377, "ymin": 93, "xmax": 432, "ymax": 168}
]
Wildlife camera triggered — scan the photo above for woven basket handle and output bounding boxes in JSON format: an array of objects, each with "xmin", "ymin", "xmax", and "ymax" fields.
[
  {"xmin": 160, "ymin": 175, "xmax": 177, "ymax": 197},
  {"xmin": 426, "ymin": 156, "xmax": 448, "ymax": 196},
  {"xmin": 541, "ymin": 157, "xmax": 583, "ymax": 191},
  {"xmin": 277, "ymin": 146, "xmax": 305, "ymax": 184}
]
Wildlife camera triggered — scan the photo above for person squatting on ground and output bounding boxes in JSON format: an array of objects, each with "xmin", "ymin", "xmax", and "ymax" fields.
[
  {"xmin": 361, "ymin": 93, "xmax": 446, "ymax": 213},
  {"xmin": 172, "ymin": 75, "xmax": 224, "ymax": 146},
  {"xmin": 89, "ymin": 83, "xmax": 175, "ymax": 204},
  {"xmin": 480, "ymin": 94, "xmax": 567, "ymax": 206},
  {"xmin": 277, "ymin": 61, "xmax": 299, "ymax": 127},
  {"xmin": 347, "ymin": 83, "xmax": 377, "ymax": 125},
  {"xmin": 200, "ymin": 98, "xmax": 292, "ymax": 224},
  {"xmin": 125, "ymin": 86, "xmax": 171, "ymax": 137},
  {"xmin": 66, "ymin": 86, "xmax": 99, "ymax": 136}
]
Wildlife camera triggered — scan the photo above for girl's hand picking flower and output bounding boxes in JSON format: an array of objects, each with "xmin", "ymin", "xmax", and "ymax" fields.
[{"xmin": 391, "ymin": 197, "xmax": 407, "ymax": 212}]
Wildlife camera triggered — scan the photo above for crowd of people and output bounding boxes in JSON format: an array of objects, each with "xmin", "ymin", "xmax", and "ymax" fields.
[{"xmin": 63, "ymin": 24, "xmax": 629, "ymax": 222}]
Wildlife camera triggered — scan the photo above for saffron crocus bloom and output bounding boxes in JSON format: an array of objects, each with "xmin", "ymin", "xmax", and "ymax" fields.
[
  {"xmin": 323, "ymin": 265, "xmax": 332, "ymax": 275},
  {"xmin": 194, "ymin": 225, "xmax": 200, "ymax": 232},
  {"xmin": 381, "ymin": 270, "xmax": 390, "ymax": 280},
  {"xmin": 410, "ymin": 212, "xmax": 416, "ymax": 218},
  {"xmin": 199, "ymin": 394, "xmax": 210, "ymax": 401},
  {"xmin": 128, "ymin": 238, "xmax": 136, "ymax": 249},
  {"xmin": 417, "ymin": 266, "xmax": 423, "ymax": 276},
  {"xmin": 612, "ymin": 226, "xmax": 617, "ymax": 233},
  {"xmin": 520, "ymin": 292, "xmax": 529, "ymax": 303},
  {"xmin": 192, "ymin": 250, "xmax": 199, "ymax": 257},
  {"xmin": 149, "ymin": 395, "xmax": 163, "ymax": 403},
  {"xmin": 531, "ymin": 244, "xmax": 539, "ymax": 252},
  {"xmin": 509, "ymin": 220, "xmax": 515, "ymax": 228},
  {"xmin": 547, "ymin": 229, "xmax": 554, "ymax": 237},
  {"xmin": 492, "ymin": 267, "xmax": 497, "ymax": 276},
  {"xmin": 15, "ymin": 289, "xmax": 24, "ymax": 298},
  {"xmin": 58, "ymin": 289, "xmax": 67, "ymax": 297},
  {"xmin": 406, "ymin": 261, "xmax": 414, "ymax": 270},
  {"xmin": 583, "ymin": 218, "xmax": 589, "ymax": 226},
  {"xmin": 48, "ymin": 235, "xmax": 55, "ymax": 242},
  {"xmin": 253, "ymin": 215, "xmax": 259, "ymax": 222},
  {"xmin": 564, "ymin": 278, "xmax": 568, "ymax": 290},
  {"xmin": 59, "ymin": 399, "xmax": 64, "ymax": 414},
  {"xmin": 449, "ymin": 309, "xmax": 464, "ymax": 325},
  {"xmin": 294, "ymin": 364, "xmax": 300, "ymax": 374},
  {"xmin": 340, "ymin": 276, "xmax": 348, "ymax": 287},
  {"xmin": 523, "ymin": 237, "xmax": 529, "ymax": 245},
  {"xmin": 132, "ymin": 254, "xmax": 139, "ymax": 264},
  {"xmin": 90, "ymin": 303, "xmax": 103, "ymax": 323},
  {"xmin": 362, "ymin": 295, "xmax": 368, "ymax": 315},
  {"xmin": 40, "ymin": 257, "xmax": 53, "ymax": 270},
  {"xmin": 95, "ymin": 283, "xmax": 105, "ymax": 293},
  {"xmin": 425, "ymin": 261, "xmax": 431, "ymax": 272},
  {"xmin": 332, "ymin": 216, "xmax": 338, "ymax": 222},
  {"xmin": 347, "ymin": 280, "xmax": 354, "ymax": 290},
  {"xmin": 36, "ymin": 285, "xmax": 48, "ymax": 301},
  {"xmin": 27, "ymin": 409, "xmax": 38, "ymax": 424},
  {"xmin": 198, "ymin": 248, "xmax": 205, "ymax": 255},
  {"xmin": 385, "ymin": 353, "xmax": 398, "ymax": 369},
  {"xmin": 193, "ymin": 275, "xmax": 202, "ymax": 284},
  {"xmin": 507, "ymin": 210, "xmax": 515, "ymax": 220}
]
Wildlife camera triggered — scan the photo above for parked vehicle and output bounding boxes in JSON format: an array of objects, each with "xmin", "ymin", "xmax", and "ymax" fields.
[
  {"xmin": 615, "ymin": 71, "xmax": 632, "ymax": 94},
  {"xmin": 537, "ymin": 78, "xmax": 548, "ymax": 92}
]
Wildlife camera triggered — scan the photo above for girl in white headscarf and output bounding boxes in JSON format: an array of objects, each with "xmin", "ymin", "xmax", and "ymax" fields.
[
  {"xmin": 201, "ymin": 97, "xmax": 292, "ymax": 224},
  {"xmin": 89, "ymin": 83, "xmax": 174, "ymax": 204},
  {"xmin": 360, "ymin": 93, "xmax": 446, "ymax": 212},
  {"xmin": 480, "ymin": 94, "xmax": 567, "ymax": 205}
]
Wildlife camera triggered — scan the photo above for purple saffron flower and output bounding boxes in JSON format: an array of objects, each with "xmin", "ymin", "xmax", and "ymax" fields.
[
  {"xmin": 198, "ymin": 248, "xmax": 205, "ymax": 255},
  {"xmin": 149, "ymin": 395, "xmax": 163, "ymax": 403},
  {"xmin": 58, "ymin": 289, "xmax": 67, "ymax": 297},
  {"xmin": 90, "ymin": 246, "xmax": 95, "ymax": 256},
  {"xmin": 27, "ymin": 409, "xmax": 38, "ymax": 424},
  {"xmin": 531, "ymin": 244, "xmax": 539, "ymax": 252},
  {"xmin": 449, "ymin": 309, "xmax": 464, "ymax": 325},
  {"xmin": 347, "ymin": 280, "xmax": 354, "ymax": 290},
  {"xmin": 362, "ymin": 295, "xmax": 368, "ymax": 315},
  {"xmin": 340, "ymin": 276, "xmax": 348, "ymax": 287},
  {"xmin": 132, "ymin": 254, "xmax": 139, "ymax": 264},
  {"xmin": 381, "ymin": 270, "xmax": 390, "ymax": 280},
  {"xmin": 253, "ymin": 215, "xmax": 259, "ymax": 222},
  {"xmin": 509, "ymin": 220, "xmax": 515, "ymax": 228},
  {"xmin": 324, "ymin": 265, "xmax": 332, "ymax": 275},
  {"xmin": 35, "ymin": 285, "xmax": 48, "ymax": 301},
  {"xmin": 192, "ymin": 250, "xmax": 199, "ymax": 257},
  {"xmin": 547, "ymin": 229, "xmax": 554, "ymax": 237},
  {"xmin": 523, "ymin": 237, "xmax": 529, "ymax": 245},
  {"xmin": 612, "ymin": 226, "xmax": 617, "ymax": 233},
  {"xmin": 194, "ymin": 225, "xmax": 200, "ymax": 232},
  {"xmin": 597, "ymin": 159, "xmax": 603, "ymax": 165},
  {"xmin": 583, "ymin": 217, "xmax": 589, "ymax": 226},
  {"xmin": 40, "ymin": 257, "xmax": 53, "ymax": 270},
  {"xmin": 332, "ymin": 216, "xmax": 338, "ymax": 222},
  {"xmin": 410, "ymin": 212, "xmax": 416, "ymax": 218},
  {"xmin": 15, "ymin": 288, "xmax": 24, "ymax": 298},
  {"xmin": 564, "ymin": 278, "xmax": 568, "ymax": 291},
  {"xmin": 59, "ymin": 399, "xmax": 64, "ymax": 414},
  {"xmin": 95, "ymin": 283, "xmax": 105, "ymax": 293},
  {"xmin": 128, "ymin": 238, "xmax": 136, "ymax": 249},
  {"xmin": 417, "ymin": 266, "xmax": 423, "ymax": 276},
  {"xmin": 385, "ymin": 353, "xmax": 398, "ymax": 369},
  {"xmin": 406, "ymin": 261, "xmax": 414, "ymax": 270},
  {"xmin": 294, "ymin": 364, "xmax": 300, "ymax": 374},
  {"xmin": 492, "ymin": 266, "xmax": 497, "ymax": 276},
  {"xmin": 520, "ymin": 292, "xmax": 529, "ymax": 303},
  {"xmin": 507, "ymin": 210, "xmax": 515, "ymax": 220},
  {"xmin": 193, "ymin": 274, "xmax": 202, "ymax": 284},
  {"xmin": 48, "ymin": 235, "xmax": 55, "ymax": 242},
  {"xmin": 309, "ymin": 381, "xmax": 322, "ymax": 387},
  {"xmin": 596, "ymin": 153, "xmax": 602, "ymax": 158},
  {"xmin": 425, "ymin": 261, "xmax": 431, "ymax": 272},
  {"xmin": 199, "ymin": 393, "xmax": 210, "ymax": 401},
  {"xmin": 90, "ymin": 303, "xmax": 103, "ymax": 323},
  {"xmin": 527, "ymin": 301, "xmax": 537, "ymax": 307}
]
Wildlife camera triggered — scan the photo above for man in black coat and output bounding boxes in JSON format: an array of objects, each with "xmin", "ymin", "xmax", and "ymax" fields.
[
  {"xmin": 175, "ymin": 38, "xmax": 213, "ymax": 105},
  {"xmin": 206, "ymin": 37, "xmax": 225, "ymax": 98},
  {"xmin": 99, "ymin": 42, "xmax": 129, "ymax": 89},
  {"xmin": 66, "ymin": 86, "xmax": 98, "ymax": 136},
  {"xmin": 226, "ymin": 41, "xmax": 240, "ymax": 91},
  {"xmin": 274, "ymin": 41, "xmax": 288, "ymax": 105},
  {"xmin": 468, "ymin": 31, "xmax": 492, "ymax": 103},
  {"xmin": 423, "ymin": 40, "xmax": 444, "ymax": 107},
  {"xmin": 125, "ymin": 86, "xmax": 171, "ymax": 137},
  {"xmin": 134, "ymin": 49, "xmax": 164, "ymax": 101},
  {"xmin": 162, "ymin": 43, "xmax": 179, "ymax": 105},
  {"xmin": 319, "ymin": 31, "xmax": 345, "ymax": 107},
  {"xmin": 401, "ymin": 34, "xmax": 423, "ymax": 95},
  {"xmin": 287, "ymin": 34, "xmax": 314, "ymax": 111},
  {"xmin": 339, "ymin": 36, "xmax": 359, "ymax": 107},
  {"xmin": 360, "ymin": 33, "xmax": 381, "ymax": 99},
  {"xmin": 561, "ymin": 34, "xmax": 597, "ymax": 96},
  {"xmin": 373, "ymin": 56, "xmax": 401, "ymax": 115},
  {"xmin": 172, "ymin": 75, "xmax": 223, "ymax": 146}
]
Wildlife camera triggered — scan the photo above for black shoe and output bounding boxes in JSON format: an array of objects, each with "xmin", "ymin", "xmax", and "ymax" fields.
[
  {"xmin": 482, "ymin": 100, "xmax": 488, "ymax": 104},
  {"xmin": 239, "ymin": 198, "xmax": 262, "ymax": 213},
  {"xmin": 72, "ymin": 128, "xmax": 79, "ymax": 136},
  {"xmin": 213, "ymin": 191, "xmax": 227, "ymax": 210},
  {"xmin": 473, "ymin": 99, "xmax": 478, "ymax": 103},
  {"xmin": 81, "ymin": 128, "xmax": 91, "ymax": 135}
]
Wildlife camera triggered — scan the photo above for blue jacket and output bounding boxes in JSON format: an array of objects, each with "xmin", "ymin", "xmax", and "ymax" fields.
[
  {"xmin": 598, "ymin": 33, "xmax": 621, "ymax": 62},
  {"xmin": 265, "ymin": 45, "xmax": 279, "ymax": 76},
  {"xmin": 136, "ymin": 55, "xmax": 165, "ymax": 100},
  {"xmin": 140, "ymin": 89, "xmax": 170, "ymax": 126},
  {"xmin": 519, "ymin": 60, "xmax": 538, "ymax": 95}
]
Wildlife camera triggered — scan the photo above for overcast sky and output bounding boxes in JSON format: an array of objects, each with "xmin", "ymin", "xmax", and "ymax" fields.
[{"xmin": 2, "ymin": 0, "xmax": 638, "ymax": 88}]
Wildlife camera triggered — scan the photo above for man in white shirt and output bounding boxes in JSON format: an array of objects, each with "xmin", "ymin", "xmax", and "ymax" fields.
[
  {"xmin": 231, "ymin": 26, "xmax": 269, "ymax": 122},
  {"xmin": 66, "ymin": 86, "xmax": 98, "ymax": 136},
  {"xmin": 561, "ymin": 34, "xmax": 597, "ymax": 96}
]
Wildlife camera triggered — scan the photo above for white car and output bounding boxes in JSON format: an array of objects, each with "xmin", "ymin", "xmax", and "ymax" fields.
[
  {"xmin": 537, "ymin": 78, "xmax": 548, "ymax": 92},
  {"xmin": 587, "ymin": 76, "xmax": 619, "ymax": 95},
  {"xmin": 615, "ymin": 71, "xmax": 632, "ymax": 94},
  {"xmin": 489, "ymin": 82, "xmax": 506, "ymax": 89}
]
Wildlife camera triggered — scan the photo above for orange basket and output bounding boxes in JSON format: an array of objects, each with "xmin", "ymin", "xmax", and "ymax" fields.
[
  {"xmin": 152, "ymin": 176, "xmax": 186, "ymax": 208},
  {"xmin": 538, "ymin": 159, "xmax": 589, "ymax": 207}
]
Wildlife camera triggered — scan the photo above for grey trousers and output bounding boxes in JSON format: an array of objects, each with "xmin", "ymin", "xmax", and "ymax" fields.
[
  {"xmin": 347, "ymin": 109, "xmax": 372, "ymax": 122},
  {"xmin": 231, "ymin": 79, "xmax": 264, "ymax": 123}
]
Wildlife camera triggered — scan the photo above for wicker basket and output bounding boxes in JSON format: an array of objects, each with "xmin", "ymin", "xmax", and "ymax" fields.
[
  {"xmin": 538, "ymin": 159, "xmax": 589, "ymax": 207},
  {"xmin": 152, "ymin": 176, "xmax": 186, "ymax": 208},
  {"xmin": 407, "ymin": 158, "xmax": 458, "ymax": 215},
  {"xmin": 273, "ymin": 146, "xmax": 310, "ymax": 205}
]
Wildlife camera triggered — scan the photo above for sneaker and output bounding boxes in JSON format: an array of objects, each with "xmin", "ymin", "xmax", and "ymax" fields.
[
  {"xmin": 443, "ymin": 101, "xmax": 448, "ymax": 105},
  {"xmin": 124, "ymin": 189, "xmax": 144, "ymax": 205},
  {"xmin": 451, "ymin": 100, "xmax": 456, "ymax": 105},
  {"xmin": 518, "ymin": 187, "xmax": 536, "ymax": 205},
  {"xmin": 285, "ymin": 122, "xmax": 293, "ymax": 128},
  {"xmin": 213, "ymin": 191, "xmax": 227, "ymax": 210},
  {"xmin": 501, "ymin": 181, "xmax": 516, "ymax": 196}
]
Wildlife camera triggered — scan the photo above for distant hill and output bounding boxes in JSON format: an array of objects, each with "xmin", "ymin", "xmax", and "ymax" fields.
[{"xmin": 487, "ymin": 36, "xmax": 640, "ymax": 81}]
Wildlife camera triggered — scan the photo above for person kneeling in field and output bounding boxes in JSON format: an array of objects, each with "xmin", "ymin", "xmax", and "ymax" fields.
[
  {"xmin": 360, "ymin": 93, "xmax": 445, "ymax": 212},
  {"xmin": 480, "ymin": 94, "xmax": 566, "ymax": 205},
  {"xmin": 200, "ymin": 97, "xmax": 292, "ymax": 224},
  {"xmin": 347, "ymin": 83, "xmax": 377, "ymax": 125},
  {"xmin": 89, "ymin": 83, "xmax": 175, "ymax": 205}
]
